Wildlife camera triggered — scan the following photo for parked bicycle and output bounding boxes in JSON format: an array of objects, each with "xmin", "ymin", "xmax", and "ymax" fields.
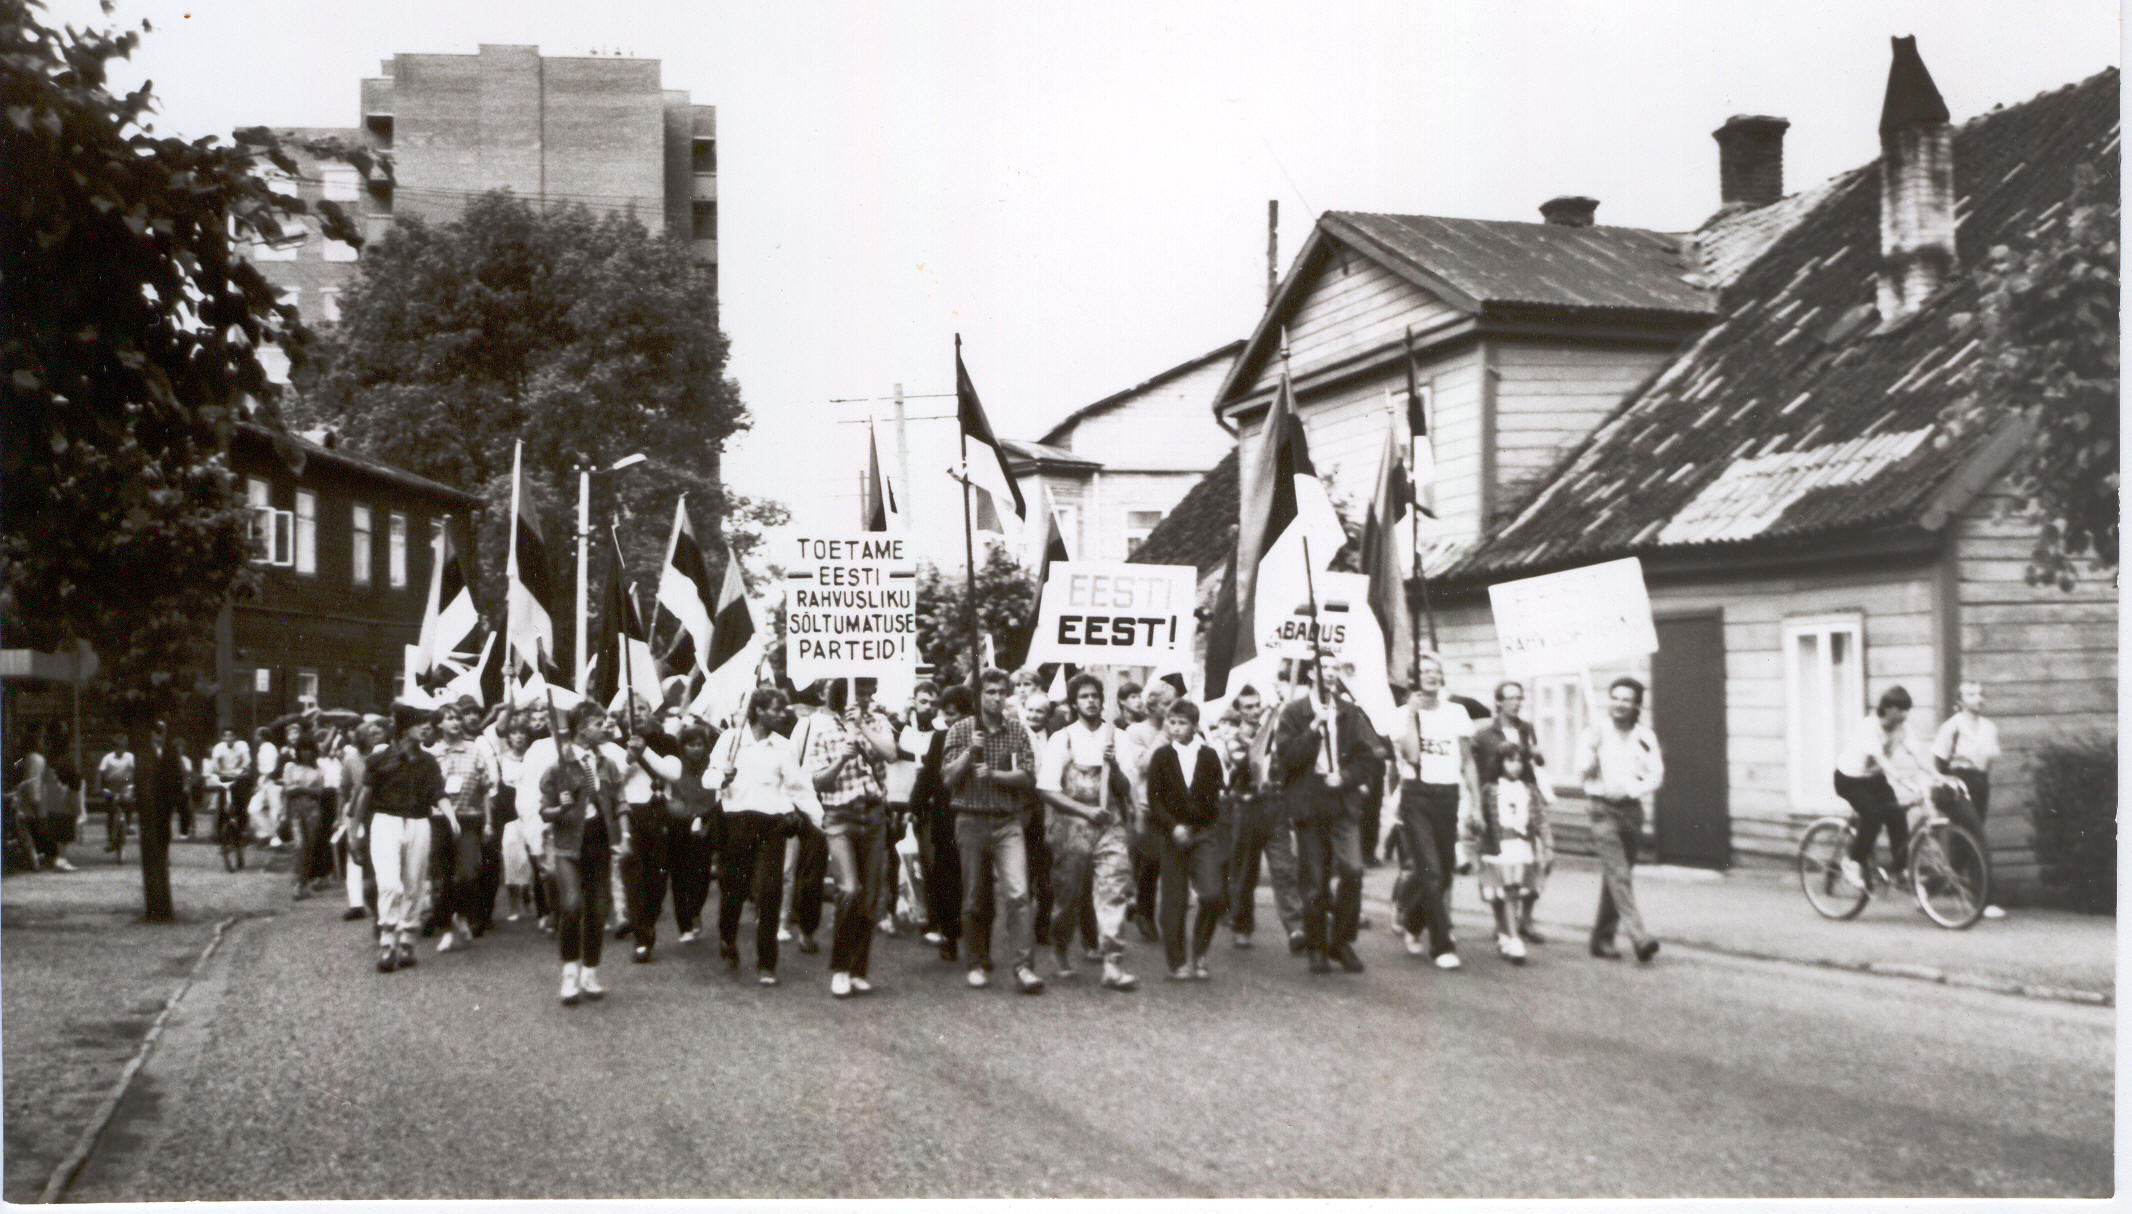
[{"xmin": 1797, "ymin": 778, "xmax": 1988, "ymax": 929}]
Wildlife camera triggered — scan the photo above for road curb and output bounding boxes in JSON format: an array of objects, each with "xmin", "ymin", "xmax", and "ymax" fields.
[
  {"xmin": 36, "ymin": 914, "xmax": 240, "ymax": 1205},
  {"xmin": 1358, "ymin": 889, "xmax": 2113, "ymax": 1009}
]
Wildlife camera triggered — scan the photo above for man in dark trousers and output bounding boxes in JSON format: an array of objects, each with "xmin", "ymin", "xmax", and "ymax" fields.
[{"xmin": 1271, "ymin": 667, "xmax": 1374, "ymax": 974}]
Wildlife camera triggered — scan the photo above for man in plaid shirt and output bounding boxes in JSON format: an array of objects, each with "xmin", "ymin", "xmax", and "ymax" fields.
[
  {"xmin": 799, "ymin": 679, "xmax": 898, "ymax": 998},
  {"xmin": 432, "ymin": 707, "xmax": 493, "ymax": 954},
  {"xmin": 943, "ymin": 668, "xmax": 1043, "ymax": 994}
]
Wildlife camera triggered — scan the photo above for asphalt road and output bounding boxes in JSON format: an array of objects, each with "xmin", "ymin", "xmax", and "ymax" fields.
[{"xmin": 64, "ymin": 888, "xmax": 2112, "ymax": 1200}]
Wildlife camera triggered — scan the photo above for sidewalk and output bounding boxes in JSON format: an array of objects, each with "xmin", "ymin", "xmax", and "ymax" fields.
[
  {"xmin": 1, "ymin": 837, "xmax": 295, "ymax": 1202},
  {"xmin": 1362, "ymin": 855, "xmax": 2116, "ymax": 1005}
]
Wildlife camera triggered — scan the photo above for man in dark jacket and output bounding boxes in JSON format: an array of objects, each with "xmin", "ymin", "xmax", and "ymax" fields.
[{"xmin": 1271, "ymin": 671, "xmax": 1375, "ymax": 974}]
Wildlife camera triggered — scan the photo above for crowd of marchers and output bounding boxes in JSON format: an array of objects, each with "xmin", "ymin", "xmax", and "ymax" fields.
[{"xmin": 5, "ymin": 657, "xmax": 2008, "ymax": 1002}]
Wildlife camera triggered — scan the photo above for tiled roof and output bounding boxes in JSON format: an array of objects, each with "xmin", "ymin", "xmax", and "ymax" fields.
[
  {"xmin": 1129, "ymin": 446, "xmax": 1237, "ymax": 578},
  {"xmin": 1326, "ymin": 211, "xmax": 1716, "ymax": 317},
  {"xmin": 1451, "ymin": 66, "xmax": 2119, "ymax": 583}
]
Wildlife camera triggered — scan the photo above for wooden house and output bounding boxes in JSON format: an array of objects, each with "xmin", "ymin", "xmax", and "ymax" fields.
[{"xmin": 1140, "ymin": 45, "xmax": 2118, "ymax": 895}]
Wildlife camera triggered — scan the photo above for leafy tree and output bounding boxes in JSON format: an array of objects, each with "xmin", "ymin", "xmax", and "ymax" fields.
[
  {"xmin": 1944, "ymin": 167, "xmax": 2119, "ymax": 588},
  {"xmin": 914, "ymin": 542, "xmax": 1039, "ymax": 684},
  {"xmin": 2, "ymin": 1, "xmax": 327, "ymax": 920},
  {"xmin": 291, "ymin": 191, "xmax": 772, "ymax": 668}
]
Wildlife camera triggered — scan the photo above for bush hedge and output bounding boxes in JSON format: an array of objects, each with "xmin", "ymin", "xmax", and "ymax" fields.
[{"xmin": 2028, "ymin": 737, "xmax": 2117, "ymax": 913}]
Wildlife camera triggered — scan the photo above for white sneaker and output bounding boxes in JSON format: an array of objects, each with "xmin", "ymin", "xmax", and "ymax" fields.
[
  {"xmin": 559, "ymin": 964, "xmax": 581, "ymax": 1005},
  {"xmin": 1500, "ymin": 934, "xmax": 1527, "ymax": 963},
  {"xmin": 1434, "ymin": 951, "xmax": 1463, "ymax": 971},
  {"xmin": 849, "ymin": 975, "xmax": 873, "ymax": 994},
  {"xmin": 678, "ymin": 927, "xmax": 702, "ymax": 944},
  {"xmin": 831, "ymin": 971, "xmax": 854, "ymax": 998},
  {"xmin": 50, "ymin": 857, "xmax": 77, "ymax": 872},
  {"xmin": 777, "ymin": 926, "xmax": 795, "ymax": 943},
  {"xmin": 579, "ymin": 966, "xmax": 606, "ymax": 1000},
  {"xmin": 1838, "ymin": 857, "xmax": 1867, "ymax": 888},
  {"xmin": 923, "ymin": 931, "xmax": 946, "ymax": 946},
  {"xmin": 966, "ymin": 968, "xmax": 989, "ymax": 989},
  {"xmin": 436, "ymin": 932, "xmax": 456, "ymax": 953},
  {"xmin": 1982, "ymin": 905, "xmax": 2007, "ymax": 919},
  {"xmin": 1402, "ymin": 929, "xmax": 1426, "ymax": 957}
]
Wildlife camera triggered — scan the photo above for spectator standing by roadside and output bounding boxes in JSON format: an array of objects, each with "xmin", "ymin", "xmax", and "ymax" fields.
[
  {"xmin": 1934, "ymin": 681, "xmax": 2005, "ymax": 919},
  {"xmin": 1577, "ymin": 677, "xmax": 1663, "ymax": 965}
]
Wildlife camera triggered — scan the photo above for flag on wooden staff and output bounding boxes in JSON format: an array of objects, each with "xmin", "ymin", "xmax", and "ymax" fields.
[
  {"xmin": 417, "ymin": 516, "xmax": 480, "ymax": 679},
  {"xmin": 588, "ymin": 529, "xmax": 653, "ymax": 712},
  {"xmin": 1363, "ymin": 410, "xmax": 1417, "ymax": 684},
  {"xmin": 506, "ymin": 442, "xmax": 562, "ymax": 682},
  {"xmin": 1231, "ymin": 361, "xmax": 1344, "ymax": 672},
  {"xmin": 863, "ymin": 417, "xmax": 897, "ymax": 533},
  {"xmin": 1404, "ymin": 326, "xmax": 1437, "ymax": 520},
  {"xmin": 655, "ymin": 496, "xmax": 717, "ymax": 676},
  {"xmin": 954, "ymin": 348, "xmax": 1026, "ymax": 535},
  {"xmin": 688, "ymin": 536, "xmax": 759, "ymax": 720}
]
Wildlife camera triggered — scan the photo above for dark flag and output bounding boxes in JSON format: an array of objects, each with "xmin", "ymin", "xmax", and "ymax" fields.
[
  {"xmin": 1362, "ymin": 415, "xmax": 1416, "ymax": 683},
  {"xmin": 507, "ymin": 443, "xmax": 562, "ymax": 681},
  {"xmin": 1404, "ymin": 326, "xmax": 1437, "ymax": 519},
  {"xmin": 954, "ymin": 347, "xmax": 1027, "ymax": 529},
  {"xmin": 587, "ymin": 529, "xmax": 648, "ymax": 711},
  {"xmin": 863, "ymin": 418, "xmax": 896, "ymax": 533},
  {"xmin": 655, "ymin": 497, "xmax": 717, "ymax": 675}
]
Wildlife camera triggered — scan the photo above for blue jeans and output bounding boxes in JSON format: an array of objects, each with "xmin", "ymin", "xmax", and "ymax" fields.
[{"xmin": 955, "ymin": 813, "xmax": 1032, "ymax": 972}]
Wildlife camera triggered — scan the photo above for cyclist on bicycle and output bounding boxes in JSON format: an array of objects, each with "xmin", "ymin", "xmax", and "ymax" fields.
[
  {"xmin": 1832, "ymin": 686, "xmax": 1964, "ymax": 889},
  {"xmin": 95, "ymin": 734, "xmax": 136, "ymax": 857}
]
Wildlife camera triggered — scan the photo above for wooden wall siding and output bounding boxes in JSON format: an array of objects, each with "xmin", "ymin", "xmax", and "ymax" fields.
[
  {"xmin": 1951, "ymin": 486, "xmax": 2119, "ymax": 878},
  {"xmin": 1247, "ymin": 252, "xmax": 1461, "ymax": 395},
  {"xmin": 1490, "ymin": 340, "xmax": 1676, "ymax": 520},
  {"xmin": 1426, "ymin": 565, "xmax": 1943, "ymax": 863},
  {"xmin": 1063, "ymin": 358, "xmax": 1236, "ymax": 473},
  {"xmin": 1236, "ymin": 347, "xmax": 1486, "ymax": 543}
]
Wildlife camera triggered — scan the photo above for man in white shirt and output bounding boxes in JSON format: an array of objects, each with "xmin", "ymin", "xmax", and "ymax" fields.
[
  {"xmin": 1036, "ymin": 673, "xmax": 1137, "ymax": 991},
  {"xmin": 95, "ymin": 734, "xmax": 136, "ymax": 856},
  {"xmin": 1933, "ymin": 681, "xmax": 2003, "ymax": 919},
  {"xmin": 1575, "ymin": 676, "xmax": 1663, "ymax": 964}
]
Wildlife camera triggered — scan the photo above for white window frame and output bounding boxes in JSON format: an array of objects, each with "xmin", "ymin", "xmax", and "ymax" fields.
[
  {"xmin": 1784, "ymin": 613, "xmax": 1866, "ymax": 812},
  {"xmin": 255, "ymin": 173, "xmax": 303, "ymax": 260},
  {"xmin": 388, "ymin": 512, "xmax": 408, "ymax": 589},
  {"xmin": 293, "ymin": 490, "xmax": 317, "ymax": 575},
  {"xmin": 246, "ymin": 477, "xmax": 293, "ymax": 567},
  {"xmin": 350, "ymin": 504, "xmax": 372, "ymax": 587},
  {"xmin": 295, "ymin": 670, "xmax": 320, "ymax": 712},
  {"xmin": 1529, "ymin": 674, "xmax": 1587, "ymax": 794},
  {"xmin": 320, "ymin": 165, "xmax": 360, "ymax": 202},
  {"xmin": 1124, "ymin": 508, "xmax": 1163, "ymax": 557}
]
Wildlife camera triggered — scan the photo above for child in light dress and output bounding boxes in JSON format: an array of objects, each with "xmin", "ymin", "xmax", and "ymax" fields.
[{"xmin": 1480, "ymin": 743, "xmax": 1547, "ymax": 964}]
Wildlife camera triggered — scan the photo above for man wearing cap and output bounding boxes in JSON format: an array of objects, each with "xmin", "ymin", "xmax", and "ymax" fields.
[{"xmin": 357, "ymin": 705, "xmax": 446, "ymax": 973}]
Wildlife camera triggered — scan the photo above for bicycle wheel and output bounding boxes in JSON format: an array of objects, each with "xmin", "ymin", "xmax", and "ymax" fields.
[
  {"xmin": 1910, "ymin": 821, "xmax": 1988, "ymax": 929},
  {"xmin": 1798, "ymin": 817, "xmax": 1869, "ymax": 919}
]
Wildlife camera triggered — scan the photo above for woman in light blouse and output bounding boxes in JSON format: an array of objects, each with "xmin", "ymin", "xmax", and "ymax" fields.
[{"xmin": 707, "ymin": 689, "xmax": 823, "ymax": 986}]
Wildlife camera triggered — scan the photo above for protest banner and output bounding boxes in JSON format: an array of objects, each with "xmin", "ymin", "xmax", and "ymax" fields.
[
  {"xmin": 783, "ymin": 534, "xmax": 919, "ymax": 682},
  {"xmin": 1260, "ymin": 570, "xmax": 1367, "ymax": 661},
  {"xmin": 1487, "ymin": 556, "xmax": 1658, "ymax": 677},
  {"xmin": 1025, "ymin": 561, "xmax": 1197, "ymax": 666}
]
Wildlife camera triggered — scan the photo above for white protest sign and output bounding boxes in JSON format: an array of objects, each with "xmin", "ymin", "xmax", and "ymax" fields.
[
  {"xmin": 783, "ymin": 535, "xmax": 919, "ymax": 682},
  {"xmin": 1025, "ymin": 561, "xmax": 1197, "ymax": 665},
  {"xmin": 1488, "ymin": 556, "xmax": 1658, "ymax": 677},
  {"xmin": 1261, "ymin": 571, "xmax": 1366, "ymax": 661}
]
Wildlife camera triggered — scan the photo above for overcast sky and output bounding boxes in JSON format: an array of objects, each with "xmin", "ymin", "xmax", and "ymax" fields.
[{"xmin": 55, "ymin": 0, "xmax": 2120, "ymax": 554}]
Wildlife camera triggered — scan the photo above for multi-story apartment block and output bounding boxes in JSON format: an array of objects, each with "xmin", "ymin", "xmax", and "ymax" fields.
[{"xmin": 244, "ymin": 43, "xmax": 718, "ymax": 350}]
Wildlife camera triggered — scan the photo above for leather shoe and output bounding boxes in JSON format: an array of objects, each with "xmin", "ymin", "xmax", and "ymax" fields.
[
  {"xmin": 1589, "ymin": 940, "xmax": 1622, "ymax": 960},
  {"xmin": 1334, "ymin": 944, "xmax": 1366, "ymax": 973},
  {"xmin": 796, "ymin": 933, "xmax": 820, "ymax": 954},
  {"xmin": 1634, "ymin": 939, "xmax": 1661, "ymax": 964}
]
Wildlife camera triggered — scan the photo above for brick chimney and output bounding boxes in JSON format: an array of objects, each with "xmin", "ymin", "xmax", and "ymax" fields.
[
  {"xmin": 1877, "ymin": 35, "xmax": 1956, "ymax": 321},
  {"xmin": 1712, "ymin": 115, "xmax": 1789, "ymax": 208},
  {"xmin": 1539, "ymin": 196, "xmax": 1599, "ymax": 227}
]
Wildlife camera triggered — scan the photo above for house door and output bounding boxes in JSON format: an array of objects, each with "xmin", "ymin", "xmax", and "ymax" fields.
[{"xmin": 1651, "ymin": 613, "xmax": 1729, "ymax": 868}]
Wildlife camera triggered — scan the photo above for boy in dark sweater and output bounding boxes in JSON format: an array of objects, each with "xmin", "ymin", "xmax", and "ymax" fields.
[{"xmin": 1147, "ymin": 700, "xmax": 1230, "ymax": 979}]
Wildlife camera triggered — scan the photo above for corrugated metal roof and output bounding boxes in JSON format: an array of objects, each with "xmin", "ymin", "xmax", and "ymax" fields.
[
  {"xmin": 1451, "ymin": 66, "xmax": 2120, "ymax": 583},
  {"xmin": 1330, "ymin": 211, "xmax": 1716, "ymax": 316}
]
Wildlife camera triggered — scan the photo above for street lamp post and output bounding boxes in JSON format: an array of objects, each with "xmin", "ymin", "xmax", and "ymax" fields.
[{"xmin": 575, "ymin": 452, "xmax": 647, "ymax": 692}]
